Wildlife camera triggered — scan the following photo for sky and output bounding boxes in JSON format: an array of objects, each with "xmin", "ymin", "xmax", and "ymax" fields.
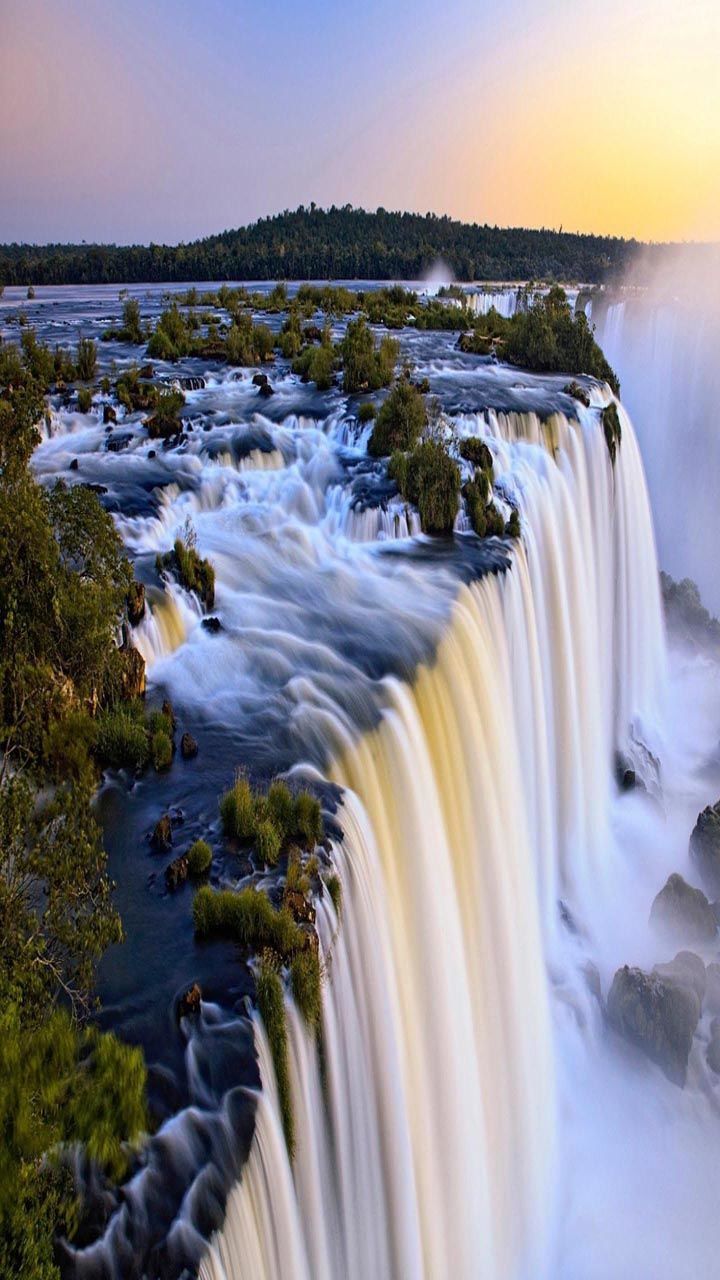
[{"xmin": 1, "ymin": 0, "xmax": 719, "ymax": 245}]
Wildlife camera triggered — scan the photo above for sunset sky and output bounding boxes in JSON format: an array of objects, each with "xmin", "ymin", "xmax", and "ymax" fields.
[{"xmin": 1, "ymin": 0, "xmax": 719, "ymax": 245}]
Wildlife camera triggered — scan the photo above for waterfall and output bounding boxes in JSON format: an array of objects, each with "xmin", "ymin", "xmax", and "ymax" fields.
[{"xmin": 197, "ymin": 399, "xmax": 666, "ymax": 1280}]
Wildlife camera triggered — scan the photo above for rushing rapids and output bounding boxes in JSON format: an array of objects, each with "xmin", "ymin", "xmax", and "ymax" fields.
[{"xmin": 8, "ymin": 281, "xmax": 720, "ymax": 1280}]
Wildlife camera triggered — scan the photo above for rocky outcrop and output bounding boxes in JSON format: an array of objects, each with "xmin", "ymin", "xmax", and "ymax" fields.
[
  {"xmin": 178, "ymin": 982, "xmax": 202, "ymax": 1020},
  {"xmin": 652, "ymin": 950, "xmax": 706, "ymax": 1004},
  {"xmin": 165, "ymin": 855, "xmax": 189, "ymax": 891},
  {"xmin": 151, "ymin": 814, "xmax": 173, "ymax": 853},
  {"xmin": 127, "ymin": 580, "xmax": 146, "ymax": 626},
  {"xmin": 564, "ymin": 380, "xmax": 591, "ymax": 407},
  {"xmin": 118, "ymin": 644, "xmax": 146, "ymax": 699},
  {"xmin": 649, "ymin": 873, "xmax": 717, "ymax": 945},
  {"xmin": 180, "ymin": 732, "xmax": 198, "ymax": 760},
  {"xmin": 202, "ymin": 616, "xmax": 222, "ymax": 633},
  {"xmin": 607, "ymin": 961, "xmax": 702, "ymax": 1085},
  {"xmin": 707, "ymin": 1019, "xmax": 720, "ymax": 1074},
  {"xmin": 690, "ymin": 801, "xmax": 720, "ymax": 896},
  {"xmin": 103, "ymin": 404, "xmax": 117, "ymax": 425}
]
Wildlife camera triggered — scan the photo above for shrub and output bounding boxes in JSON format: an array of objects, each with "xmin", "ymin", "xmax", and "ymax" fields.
[
  {"xmin": 602, "ymin": 402, "xmax": 622, "ymax": 465},
  {"xmin": 146, "ymin": 389, "xmax": 184, "ymax": 439},
  {"xmin": 485, "ymin": 502, "xmax": 505, "ymax": 536},
  {"xmin": 256, "ymin": 818, "xmax": 282, "ymax": 866},
  {"xmin": 292, "ymin": 341, "xmax": 336, "ymax": 390},
  {"xmin": 290, "ymin": 948, "xmax": 322, "ymax": 1032},
  {"xmin": 357, "ymin": 401, "xmax": 376, "ymax": 423},
  {"xmin": 76, "ymin": 337, "xmax": 97, "ymax": 382},
  {"xmin": 267, "ymin": 780, "xmax": 295, "ymax": 841},
  {"xmin": 458, "ymin": 437, "xmax": 493, "ymax": 471},
  {"xmin": 340, "ymin": 317, "xmax": 398, "ymax": 392},
  {"xmin": 95, "ymin": 704, "xmax": 149, "ymax": 771},
  {"xmin": 396, "ymin": 440, "xmax": 460, "ymax": 535},
  {"xmin": 388, "ymin": 449, "xmax": 408, "ymax": 493},
  {"xmin": 43, "ymin": 709, "xmax": 97, "ymax": 782},
  {"xmin": 464, "ymin": 478, "xmax": 488, "ymax": 536},
  {"xmin": 157, "ymin": 535, "xmax": 215, "ymax": 607},
  {"xmin": 256, "ymin": 960, "xmax": 294, "ymax": 1158},
  {"xmin": 505, "ymin": 508, "xmax": 521, "ymax": 538},
  {"xmin": 150, "ymin": 728, "xmax": 172, "ymax": 771},
  {"xmin": 77, "ymin": 387, "xmax": 93, "ymax": 413},
  {"xmin": 294, "ymin": 790, "xmax": 323, "ymax": 846},
  {"xmin": 326, "ymin": 872, "xmax": 342, "ymax": 917},
  {"xmin": 220, "ymin": 775, "xmax": 256, "ymax": 839},
  {"xmin": 192, "ymin": 885, "xmax": 303, "ymax": 955},
  {"xmin": 368, "ymin": 381, "xmax": 427, "ymax": 457},
  {"xmin": 187, "ymin": 838, "xmax": 212, "ymax": 877}
]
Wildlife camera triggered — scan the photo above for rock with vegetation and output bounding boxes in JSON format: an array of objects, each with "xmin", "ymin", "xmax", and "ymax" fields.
[
  {"xmin": 151, "ymin": 814, "xmax": 173, "ymax": 853},
  {"xmin": 649, "ymin": 874, "xmax": 717, "ymax": 945},
  {"xmin": 661, "ymin": 573, "xmax": 720, "ymax": 651},
  {"xmin": 180, "ymin": 731, "xmax": 198, "ymax": 759},
  {"xmin": 390, "ymin": 439, "xmax": 460, "ymax": 535},
  {"xmin": 127, "ymin": 579, "xmax": 146, "ymax": 626},
  {"xmin": 607, "ymin": 962, "xmax": 701, "ymax": 1085},
  {"xmin": 564, "ymin": 380, "xmax": 591, "ymax": 407},
  {"xmin": 340, "ymin": 317, "xmax": 398, "ymax": 393},
  {"xmin": 219, "ymin": 775, "xmax": 323, "ymax": 864},
  {"xmin": 602, "ymin": 402, "xmax": 622, "ymax": 465},
  {"xmin": 178, "ymin": 982, "xmax": 202, "ymax": 1020},
  {"xmin": 458, "ymin": 436, "xmax": 493, "ymax": 471},
  {"xmin": 165, "ymin": 855, "xmax": 189, "ymax": 891},
  {"xmin": 156, "ymin": 527, "xmax": 215, "ymax": 608},
  {"xmin": 690, "ymin": 801, "xmax": 720, "ymax": 897},
  {"xmin": 368, "ymin": 380, "xmax": 427, "ymax": 456}
]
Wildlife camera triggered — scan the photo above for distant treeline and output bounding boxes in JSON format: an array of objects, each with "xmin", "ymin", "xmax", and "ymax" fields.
[{"xmin": 0, "ymin": 204, "xmax": 674, "ymax": 287}]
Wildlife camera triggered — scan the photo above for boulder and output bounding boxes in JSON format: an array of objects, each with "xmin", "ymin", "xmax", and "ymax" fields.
[
  {"xmin": 118, "ymin": 644, "xmax": 146, "ymax": 699},
  {"xmin": 103, "ymin": 404, "xmax": 117, "ymax": 425},
  {"xmin": 161, "ymin": 698, "xmax": 177, "ymax": 731},
  {"xmin": 649, "ymin": 873, "xmax": 717, "ymax": 945},
  {"xmin": 178, "ymin": 982, "xmax": 202, "ymax": 1020},
  {"xmin": 165, "ymin": 855, "xmax": 189, "ymax": 891},
  {"xmin": 180, "ymin": 732, "xmax": 198, "ymax": 760},
  {"xmin": 69, "ymin": 457, "xmax": 79, "ymax": 471},
  {"xmin": 708, "ymin": 1018, "xmax": 720, "ymax": 1074},
  {"xmin": 106, "ymin": 431, "xmax": 132, "ymax": 453},
  {"xmin": 564, "ymin": 380, "xmax": 591, "ymax": 408},
  {"xmin": 690, "ymin": 801, "xmax": 720, "ymax": 896},
  {"xmin": 202, "ymin": 616, "xmax": 222, "ymax": 634},
  {"xmin": 151, "ymin": 814, "xmax": 173, "ymax": 853},
  {"xmin": 127, "ymin": 580, "xmax": 146, "ymax": 627},
  {"xmin": 252, "ymin": 373, "xmax": 268, "ymax": 388},
  {"xmin": 652, "ymin": 950, "xmax": 706, "ymax": 1005},
  {"xmin": 285, "ymin": 888, "xmax": 316, "ymax": 926},
  {"xmin": 607, "ymin": 963, "xmax": 701, "ymax": 1085},
  {"xmin": 148, "ymin": 449, "xmax": 157, "ymax": 459},
  {"xmin": 258, "ymin": 381, "xmax": 275, "ymax": 398}
]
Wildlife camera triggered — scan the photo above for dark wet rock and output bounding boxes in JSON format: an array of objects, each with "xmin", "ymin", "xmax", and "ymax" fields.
[
  {"xmin": 258, "ymin": 381, "xmax": 275, "ymax": 398},
  {"xmin": 69, "ymin": 457, "xmax": 79, "ymax": 471},
  {"xmin": 148, "ymin": 449, "xmax": 157, "ymax": 459},
  {"xmin": 180, "ymin": 732, "xmax": 198, "ymax": 760},
  {"xmin": 614, "ymin": 752, "xmax": 637, "ymax": 791},
  {"xmin": 202, "ymin": 616, "xmax": 222, "ymax": 633},
  {"xmin": 118, "ymin": 644, "xmax": 146, "ymax": 699},
  {"xmin": 161, "ymin": 698, "xmax": 177, "ymax": 731},
  {"xmin": 168, "ymin": 806, "xmax": 185, "ymax": 827},
  {"xmin": 139, "ymin": 364, "xmax": 154, "ymax": 380},
  {"xmin": 707, "ymin": 1018, "xmax": 720, "ymax": 1074},
  {"xmin": 649, "ymin": 873, "xmax": 717, "ymax": 945},
  {"xmin": 607, "ymin": 962, "xmax": 701, "ymax": 1085},
  {"xmin": 127, "ymin": 580, "xmax": 146, "ymax": 627},
  {"xmin": 82, "ymin": 482, "xmax": 108, "ymax": 495},
  {"xmin": 706, "ymin": 962, "xmax": 720, "ymax": 1015},
  {"xmin": 178, "ymin": 982, "xmax": 202, "ymax": 1020},
  {"xmin": 106, "ymin": 431, "xmax": 133, "ymax": 453},
  {"xmin": 151, "ymin": 814, "xmax": 173, "ymax": 853},
  {"xmin": 559, "ymin": 899, "xmax": 579, "ymax": 933},
  {"xmin": 303, "ymin": 324, "xmax": 323, "ymax": 343},
  {"xmin": 652, "ymin": 950, "xmax": 706, "ymax": 1005},
  {"xmin": 564, "ymin": 380, "xmax": 591, "ymax": 407},
  {"xmin": 252, "ymin": 373, "xmax": 268, "ymax": 388},
  {"xmin": 690, "ymin": 801, "xmax": 720, "ymax": 896},
  {"xmin": 165, "ymin": 855, "xmax": 189, "ymax": 891},
  {"xmin": 103, "ymin": 403, "xmax": 117, "ymax": 424}
]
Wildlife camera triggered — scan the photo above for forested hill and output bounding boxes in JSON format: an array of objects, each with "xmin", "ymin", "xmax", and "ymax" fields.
[{"xmin": 0, "ymin": 204, "xmax": 664, "ymax": 286}]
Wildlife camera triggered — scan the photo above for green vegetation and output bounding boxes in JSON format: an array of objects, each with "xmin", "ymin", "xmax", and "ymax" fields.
[
  {"xmin": 255, "ymin": 960, "xmax": 295, "ymax": 1158},
  {"xmin": 187, "ymin": 838, "xmax": 212, "ymax": 877},
  {"xmin": 339, "ymin": 317, "xmax": 398, "ymax": 393},
  {"xmin": 290, "ymin": 948, "xmax": 322, "ymax": 1032},
  {"xmin": 458, "ymin": 436, "xmax": 493, "ymax": 471},
  {"xmin": 292, "ymin": 337, "xmax": 336, "ymax": 390},
  {"xmin": 76, "ymin": 337, "xmax": 97, "ymax": 382},
  {"xmin": 0, "ymin": 204, "xmax": 663, "ymax": 286},
  {"xmin": 103, "ymin": 298, "xmax": 145, "ymax": 344},
  {"xmin": 192, "ymin": 884, "xmax": 304, "ymax": 955},
  {"xmin": 77, "ymin": 386, "xmax": 92, "ymax": 413},
  {"xmin": 156, "ymin": 524, "xmax": 215, "ymax": 607},
  {"xmin": 357, "ymin": 401, "xmax": 376, "ymax": 423},
  {"xmin": 368, "ymin": 379, "xmax": 427, "ymax": 456},
  {"xmin": 602, "ymin": 401, "xmax": 622, "ymax": 464},
  {"xmin": 220, "ymin": 774, "xmax": 324, "ymax": 862},
  {"xmin": 459, "ymin": 287, "xmax": 620, "ymax": 394},
  {"xmin": 145, "ymin": 389, "xmax": 185, "ymax": 438},
  {"xmin": 326, "ymin": 872, "xmax": 342, "ymax": 917},
  {"xmin": 390, "ymin": 439, "xmax": 460, "ymax": 535}
]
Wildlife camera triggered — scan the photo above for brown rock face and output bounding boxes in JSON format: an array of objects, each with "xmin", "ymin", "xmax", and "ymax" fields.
[
  {"xmin": 151, "ymin": 814, "xmax": 173, "ymax": 853},
  {"xmin": 180, "ymin": 732, "xmax": 198, "ymax": 760},
  {"xmin": 127, "ymin": 580, "xmax": 146, "ymax": 627},
  {"xmin": 118, "ymin": 644, "xmax": 146, "ymax": 699},
  {"xmin": 165, "ymin": 856, "xmax": 189, "ymax": 890},
  {"xmin": 178, "ymin": 983, "xmax": 202, "ymax": 1019}
]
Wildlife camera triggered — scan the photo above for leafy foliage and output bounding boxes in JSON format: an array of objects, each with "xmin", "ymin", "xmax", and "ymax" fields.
[
  {"xmin": 368, "ymin": 380, "xmax": 427, "ymax": 456},
  {"xmin": 340, "ymin": 318, "xmax": 398, "ymax": 393},
  {"xmin": 391, "ymin": 439, "xmax": 460, "ymax": 535}
]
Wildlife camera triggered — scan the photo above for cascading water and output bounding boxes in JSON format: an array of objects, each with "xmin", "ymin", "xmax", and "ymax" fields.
[
  {"xmin": 196, "ymin": 392, "xmax": 666, "ymax": 1280},
  {"xmin": 24, "ymin": 282, "xmax": 714, "ymax": 1280}
]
